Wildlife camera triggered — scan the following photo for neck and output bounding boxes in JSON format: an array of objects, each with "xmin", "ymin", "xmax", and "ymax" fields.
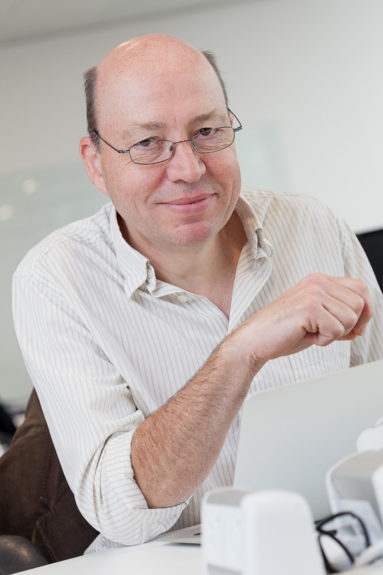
[{"xmin": 120, "ymin": 212, "xmax": 247, "ymax": 316}]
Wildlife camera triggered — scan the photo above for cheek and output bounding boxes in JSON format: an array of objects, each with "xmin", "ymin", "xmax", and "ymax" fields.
[
  {"xmin": 102, "ymin": 159, "xmax": 163, "ymax": 207},
  {"xmin": 208, "ymin": 151, "xmax": 241, "ymax": 192}
]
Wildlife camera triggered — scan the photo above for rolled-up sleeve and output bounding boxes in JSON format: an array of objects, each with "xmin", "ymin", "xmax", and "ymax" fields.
[{"xmin": 12, "ymin": 270, "xmax": 187, "ymax": 546}]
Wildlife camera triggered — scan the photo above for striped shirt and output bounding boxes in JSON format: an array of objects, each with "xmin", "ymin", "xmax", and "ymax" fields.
[{"xmin": 12, "ymin": 189, "xmax": 383, "ymax": 551}]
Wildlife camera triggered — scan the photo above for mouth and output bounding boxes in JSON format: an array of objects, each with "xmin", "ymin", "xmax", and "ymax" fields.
[
  {"xmin": 160, "ymin": 194, "xmax": 213, "ymax": 206},
  {"xmin": 158, "ymin": 194, "xmax": 215, "ymax": 215}
]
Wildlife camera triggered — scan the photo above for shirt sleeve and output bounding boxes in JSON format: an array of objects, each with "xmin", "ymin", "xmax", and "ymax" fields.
[
  {"xmin": 337, "ymin": 216, "xmax": 383, "ymax": 365},
  {"xmin": 12, "ymin": 269, "xmax": 187, "ymax": 546}
]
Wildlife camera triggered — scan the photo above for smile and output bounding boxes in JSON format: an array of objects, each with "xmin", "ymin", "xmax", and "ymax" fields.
[{"xmin": 159, "ymin": 194, "xmax": 214, "ymax": 214}]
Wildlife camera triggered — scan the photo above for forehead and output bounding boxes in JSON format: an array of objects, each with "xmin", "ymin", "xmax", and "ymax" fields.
[{"xmin": 95, "ymin": 50, "xmax": 226, "ymax": 132}]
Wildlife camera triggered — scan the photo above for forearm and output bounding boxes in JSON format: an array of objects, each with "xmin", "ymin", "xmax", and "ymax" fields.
[
  {"xmin": 132, "ymin": 273, "xmax": 373, "ymax": 509},
  {"xmin": 131, "ymin": 332, "xmax": 265, "ymax": 508}
]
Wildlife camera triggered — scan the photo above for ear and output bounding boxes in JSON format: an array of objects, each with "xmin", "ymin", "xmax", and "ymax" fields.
[{"xmin": 79, "ymin": 136, "xmax": 109, "ymax": 197}]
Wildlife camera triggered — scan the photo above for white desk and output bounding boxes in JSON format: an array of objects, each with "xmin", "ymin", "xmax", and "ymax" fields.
[
  {"xmin": 15, "ymin": 542, "xmax": 203, "ymax": 575},
  {"xmin": 12, "ymin": 540, "xmax": 383, "ymax": 575}
]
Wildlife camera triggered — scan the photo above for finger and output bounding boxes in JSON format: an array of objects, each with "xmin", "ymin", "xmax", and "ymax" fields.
[
  {"xmin": 326, "ymin": 277, "xmax": 374, "ymax": 335},
  {"xmin": 296, "ymin": 277, "xmax": 366, "ymax": 345},
  {"xmin": 304, "ymin": 275, "xmax": 373, "ymax": 336},
  {"xmin": 302, "ymin": 302, "xmax": 353, "ymax": 347},
  {"xmin": 306, "ymin": 320, "xmax": 347, "ymax": 347},
  {"xmin": 322, "ymin": 296, "xmax": 360, "ymax": 337}
]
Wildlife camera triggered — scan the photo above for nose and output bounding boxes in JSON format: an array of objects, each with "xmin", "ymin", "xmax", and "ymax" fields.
[{"xmin": 166, "ymin": 140, "xmax": 206, "ymax": 183}]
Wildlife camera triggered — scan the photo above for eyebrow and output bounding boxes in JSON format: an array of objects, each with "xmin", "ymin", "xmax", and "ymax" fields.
[
  {"xmin": 191, "ymin": 110, "xmax": 228, "ymax": 124},
  {"xmin": 123, "ymin": 109, "xmax": 228, "ymax": 136},
  {"xmin": 126, "ymin": 121, "xmax": 165, "ymax": 131}
]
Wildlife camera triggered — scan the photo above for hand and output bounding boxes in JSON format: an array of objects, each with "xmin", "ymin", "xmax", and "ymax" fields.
[{"xmin": 236, "ymin": 273, "xmax": 373, "ymax": 363}]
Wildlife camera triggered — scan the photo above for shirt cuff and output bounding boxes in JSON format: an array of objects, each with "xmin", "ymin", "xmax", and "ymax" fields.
[{"xmin": 79, "ymin": 426, "xmax": 188, "ymax": 546}]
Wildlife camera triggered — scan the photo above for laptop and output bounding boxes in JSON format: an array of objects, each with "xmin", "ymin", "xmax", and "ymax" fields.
[
  {"xmin": 159, "ymin": 359, "xmax": 383, "ymax": 544},
  {"xmin": 234, "ymin": 358, "xmax": 383, "ymax": 520}
]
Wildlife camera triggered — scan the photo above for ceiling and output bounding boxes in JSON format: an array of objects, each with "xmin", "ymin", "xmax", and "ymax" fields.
[{"xmin": 0, "ymin": 0, "xmax": 236, "ymax": 46}]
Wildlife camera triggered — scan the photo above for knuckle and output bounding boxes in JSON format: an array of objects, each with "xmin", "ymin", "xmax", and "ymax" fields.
[
  {"xmin": 300, "ymin": 295, "xmax": 320, "ymax": 318},
  {"xmin": 352, "ymin": 278, "xmax": 369, "ymax": 298},
  {"xmin": 332, "ymin": 324, "xmax": 347, "ymax": 340},
  {"xmin": 345, "ymin": 310, "xmax": 359, "ymax": 332},
  {"xmin": 300, "ymin": 273, "xmax": 324, "ymax": 288},
  {"xmin": 316, "ymin": 330, "xmax": 341, "ymax": 347},
  {"xmin": 300, "ymin": 282, "xmax": 321, "ymax": 302},
  {"xmin": 317, "ymin": 320, "xmax": 349, "ymax": 346},
  {"xmin": 353, "ymin": 294, "xmax": 365, "ymax": 314}
]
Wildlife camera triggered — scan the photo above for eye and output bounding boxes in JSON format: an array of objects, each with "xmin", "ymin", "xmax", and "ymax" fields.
[
  {"xmin": 135, "ymin": 137, "xmax": 160, "ymax": 149},
  {"xmin": 198, "ymin": 127, "xmax": 217, "ymax": 137}
]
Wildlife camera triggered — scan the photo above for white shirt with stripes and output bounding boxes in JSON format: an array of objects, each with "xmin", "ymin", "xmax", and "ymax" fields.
[{"xmin": 12, "ymin": 189, "xmax": 383, "ymax": 551}]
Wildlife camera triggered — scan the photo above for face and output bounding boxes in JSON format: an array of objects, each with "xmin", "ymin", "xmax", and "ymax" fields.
[{"xmin": 81, "ymin": 43, "xmax": 242, "ymax": 257}]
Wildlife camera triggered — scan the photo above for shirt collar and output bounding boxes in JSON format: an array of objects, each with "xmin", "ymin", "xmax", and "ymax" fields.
[
  {"xmin": 110, "ymin": 191, "xmax": 274, "ymax": 299},
  {"xmin": 109, "ymin": 208, "xmax": 157, "ymax": 298},
  {"xmin": 235, "ymin": 193, "xmax": 274, "ymax": 261}
]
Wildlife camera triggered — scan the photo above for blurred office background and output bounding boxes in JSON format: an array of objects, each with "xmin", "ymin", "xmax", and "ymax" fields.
[{"xmin": 1, "ymin": 0, "xmax": 383, "ymax": 406}]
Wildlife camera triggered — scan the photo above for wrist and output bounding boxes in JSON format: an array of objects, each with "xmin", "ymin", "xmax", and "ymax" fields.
[{"xmin": 220, "ymin": 327, "xmax": 267, "ymax": 382}]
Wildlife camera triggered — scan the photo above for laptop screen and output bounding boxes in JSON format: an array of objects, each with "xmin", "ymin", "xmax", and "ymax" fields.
[{"xmin": 234, "ymin": 360, "xmax": 383, "ymax": 520}]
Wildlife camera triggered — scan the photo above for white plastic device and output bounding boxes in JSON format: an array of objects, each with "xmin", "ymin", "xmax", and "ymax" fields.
[
  {"xmin": 327, "ymin": 450, "xmax": 383, "ymax": 546},
  {"xmin": 201, "ymin": 488, "xmax": 325, "ymax": 575}
]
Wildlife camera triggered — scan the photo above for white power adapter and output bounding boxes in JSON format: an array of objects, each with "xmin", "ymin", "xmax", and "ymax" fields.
[{"xmin": 201, "ymin": 488, "xmax": 325, "ymax": 575}]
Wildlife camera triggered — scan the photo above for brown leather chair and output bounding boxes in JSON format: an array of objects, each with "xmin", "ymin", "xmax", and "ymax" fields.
[
  {"xmin": 0, "ymin": 390, "xmax": 98, "ymax": 564},
  {"xmin": 0, "ymin": 535, "xmax": 49, "ymax": 575}
]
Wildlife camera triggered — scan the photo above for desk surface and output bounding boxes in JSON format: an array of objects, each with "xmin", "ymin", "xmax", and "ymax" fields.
[
  {"xmin": 16, "ymin": 542, "xmax": 203, "ymax": 575},
  {"xmin": 13, "ymin": 541, "xmax": 383, "ymax": 575}
]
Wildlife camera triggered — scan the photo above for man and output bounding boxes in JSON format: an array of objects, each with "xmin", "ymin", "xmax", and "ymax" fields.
[{"xmin": 13, "ymin": 34, "xmax": 383, "ymax": 552}]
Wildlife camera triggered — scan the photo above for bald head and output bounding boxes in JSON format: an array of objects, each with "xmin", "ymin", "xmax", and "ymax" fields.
[
  {"xmin": 84, "ymin": 34, "xmax": 228, "ymax": 146},
  {"xmin": 98, "ymin": 34, "xmax": 204, "ymax": 81}
]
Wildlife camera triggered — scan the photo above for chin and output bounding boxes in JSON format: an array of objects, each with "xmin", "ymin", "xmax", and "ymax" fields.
[{"xmin": 171, "ymin": 221, "xmax": 216, "ymax": 246}]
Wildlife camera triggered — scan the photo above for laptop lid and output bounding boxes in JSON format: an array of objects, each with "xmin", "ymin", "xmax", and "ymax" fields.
[{"xmin": 233, "ymin": 359, "xmax": 383, "ymax": 520}]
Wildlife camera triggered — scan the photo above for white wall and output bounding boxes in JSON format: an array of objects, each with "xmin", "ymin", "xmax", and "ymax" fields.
[{"xmin": 2, "ymin": 0, "xmax": 383, "ymax": 402}]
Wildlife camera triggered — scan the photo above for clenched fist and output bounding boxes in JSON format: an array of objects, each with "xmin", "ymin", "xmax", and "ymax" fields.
[{"xmin": 235, "ymin": 273, "xmax": 373, "ymax": 364}]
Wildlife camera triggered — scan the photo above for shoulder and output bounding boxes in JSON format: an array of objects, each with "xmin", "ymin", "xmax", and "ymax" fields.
[
  {"xmin": 240, "ymin": 188, "xmax": 339, "ymax": 229},
  {"xmin": 14, "ymin": 202, "xmax": 114, "ymax": 279},
  {"xmin": 241, "ymin": 187, "xmax": 334, "ymax": 211}
]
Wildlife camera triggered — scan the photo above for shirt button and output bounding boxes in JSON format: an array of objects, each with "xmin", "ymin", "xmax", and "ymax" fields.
[{"xmin": 177, "ymin": 294, "xmax": 189, "ymax": 304}]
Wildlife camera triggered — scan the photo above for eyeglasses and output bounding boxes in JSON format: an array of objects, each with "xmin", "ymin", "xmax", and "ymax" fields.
[
  {"xmin": 315, "ymin": 511, "xmax": 370, "ymax": 573},
  {"xmin": 92, "ymin": 109, "xmax": 242, "ymax": 166}
]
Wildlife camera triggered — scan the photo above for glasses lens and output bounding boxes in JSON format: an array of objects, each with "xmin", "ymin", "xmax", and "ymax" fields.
[
  {"xmin": 193, "ymin": 127, "xmax": 234, "ymax": 153},
  {"xmin": 130, "ymin": 139, "xmax": 172, "ymax": 165}
]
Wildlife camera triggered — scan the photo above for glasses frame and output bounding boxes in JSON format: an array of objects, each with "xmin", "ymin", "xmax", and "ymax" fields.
[
  {"xmin": 92, "ymin": 108, "xmax": 242, "ymax": 166},
  {"xmin": 315, "ymin": 511, "xmax": 371, "ymax": 573}
]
